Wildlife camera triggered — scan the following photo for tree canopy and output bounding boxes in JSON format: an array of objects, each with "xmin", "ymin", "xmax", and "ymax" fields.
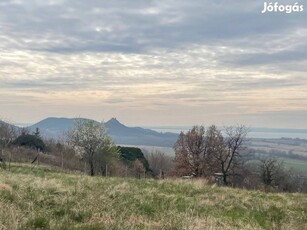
[
  {"xmin": 13, "ymin": 134, "xmax": 45, "ymax": 151},
  {"xmin": 118, "ymin": 146, "xmax": 150, "ymax": 172},
  {"xmin": 67, "ymin": 119, "xmax": 118, "ymax": 176},
  {"xmin": 174, "ymin": 125, "xmax": 247, "ymax": 184}
]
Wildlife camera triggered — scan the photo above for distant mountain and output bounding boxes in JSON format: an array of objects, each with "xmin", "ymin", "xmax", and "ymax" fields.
[
  {"xmin": 27, "ymin": 117, "xmax": 76, "ymax": 139},
  {"xmin": 0, "ymin": 120, "xmax": 18, "ymax": 130},
  {"xmin": 27, "ymin": 117, "xmax": 179, "ymax": 147},
  {"xmin": 105, "ymin": 118, "xmax": 179, "ymax": 147},
  {"xmin": 0, "ymin": 120, "xmax": 22, "ymax": 135}
]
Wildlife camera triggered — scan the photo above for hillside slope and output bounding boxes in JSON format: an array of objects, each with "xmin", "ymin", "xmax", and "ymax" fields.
[
  {"xmin": 0, "ymin": 164, "xmax": 307, "ymax": 229},
  {"xmin": 27, "ymin": 117, "xmax": 178, "ymax": 147}
]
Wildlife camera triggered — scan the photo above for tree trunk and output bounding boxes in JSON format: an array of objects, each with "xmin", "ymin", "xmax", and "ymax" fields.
[{"xmin": 89, "ymin": 159, "xmax": 94, "ymax": 176}]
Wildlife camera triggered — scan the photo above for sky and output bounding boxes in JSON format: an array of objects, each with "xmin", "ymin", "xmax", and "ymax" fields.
[{"xmin": 0, "ymin": 0, "xmax": 307, "ymax": 128}]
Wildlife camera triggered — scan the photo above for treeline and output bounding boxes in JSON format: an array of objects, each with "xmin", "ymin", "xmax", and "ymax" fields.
[
  {"xmin": 172, "ymin": 125, "xmax": 307, "ymax": 193},
  {"xmin": 1, "ymin": 120, "xmax": 307, "ymax": 193},
  {"xmin": 0, "ymin": 120, "xmax": 151, "ymax": 178},
  {"xmin": 243, "ymin": 147, "xmax": 307, "ymax": 162}
]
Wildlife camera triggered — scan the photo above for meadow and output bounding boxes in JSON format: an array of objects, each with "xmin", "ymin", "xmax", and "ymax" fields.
[
  {"xmin": 282, "ymin": 158, "xmax": 307, "ymax": 172},
  {"xmin": 0, "ymin": 164, "xmax": 307, "ymax": 230}
]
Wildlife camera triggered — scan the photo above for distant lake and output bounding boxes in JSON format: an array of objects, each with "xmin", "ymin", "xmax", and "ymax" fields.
[{"xmin": 145, "ymin": 126, "xmax": 307, "ymax": 140}]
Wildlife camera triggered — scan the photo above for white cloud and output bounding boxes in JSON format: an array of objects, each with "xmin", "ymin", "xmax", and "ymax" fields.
[{"xmin": 0, "ymin": 0, "xmax": 306, "ymax": 127}]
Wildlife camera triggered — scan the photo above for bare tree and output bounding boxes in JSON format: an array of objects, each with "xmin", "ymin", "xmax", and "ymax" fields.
[
  {"xmin": 203, "ymin": 125, "xmax": 225, "ymax": 176},
  {"xmin": 213, "ymin": 126, "xmax": 247, "ymax": 185},
  {"xmin": 134, "ymin": 159, "xmax": 145, "ymax": 179},
  {"xmin": 174, "ymin": 126, "xmax": 207, "ymax": 177},
  {"xmin": 67, "ymin": 119, "xmax": 117, "ymax": 176},
  {"xmin": 144, "ymin": 150, "xmax": 174, "ymax": 178},
  {"xmin": 174, "ymin": 125, "xmax": 247, "ymax": 183},
  {"xmin": 0, "ymin": 120, "xmax": 16, "ymax": 168},
  {"xmin": 259, "ymin": 158, "xmax": 283, "ymax": 188},
  {"xmin": 0, "ymin": 121, "xmax": 16, "ymax": 148}
]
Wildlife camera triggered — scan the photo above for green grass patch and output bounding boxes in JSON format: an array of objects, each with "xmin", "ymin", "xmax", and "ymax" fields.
[
  {"xmin": 281, "ymin": 158, "xmax": 307, "ymax": 172},
  {"xmin": 0, "ymin": 164, "xmax": 306, "ymax": 229},
  {"xmin": 24, "ymin": 216, "xmax": 50, "ymax": 229}
]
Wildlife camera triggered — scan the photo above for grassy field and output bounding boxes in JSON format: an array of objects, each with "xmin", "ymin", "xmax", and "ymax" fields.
[
  {"xmin": 281, "ymin": 158, "xmax": 307, "ymax": 172},
  {"xmin": 0, "ymin": 164, "xmax": 307, "ymax": 230}
]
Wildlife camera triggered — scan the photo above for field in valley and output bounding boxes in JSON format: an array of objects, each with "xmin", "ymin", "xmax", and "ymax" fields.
[{"xmin": 0, "ymin": 164, "xmax": 307, "ymax": 230}]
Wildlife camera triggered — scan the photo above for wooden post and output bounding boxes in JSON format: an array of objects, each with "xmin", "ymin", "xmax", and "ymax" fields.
[
  {"xmin": 37, "ymin": 149, "xmax": 40, "ymax": 165},
  {"xmin": 0, "ymin": 149, "xmax": 4, "ymax": 169},
  {"xmin": 8, "ymin": 151, "xmax": 11, "ymax": 171},
  {"xmin": 105, "ymin": 164, "xmax": 108, "ymax": 177},
  {"xmin": 125, "ymin": 165, "xmax": 128, "ymax": 178},
  {"xmin": 61, "ymin": 150, "xmax": 64, "ymax": 170}
]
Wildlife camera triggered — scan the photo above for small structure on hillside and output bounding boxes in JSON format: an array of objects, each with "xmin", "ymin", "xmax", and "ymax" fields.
[
  {"xmin": 182, "ymin": 172, "xmax": 196, "ymax": 180},
  {"xmin": 214, "ymin": 173, "xmax": 224, "ymax": 186}
]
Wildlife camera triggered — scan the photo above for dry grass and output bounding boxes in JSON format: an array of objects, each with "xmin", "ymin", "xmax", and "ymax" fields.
[
  {"xmin": 0, "ymin": 183, "xmax": 12, "ymax": 192},
  {"xmin": 0, "ymin": 164, "xmax": 307, "ymax": 229}
]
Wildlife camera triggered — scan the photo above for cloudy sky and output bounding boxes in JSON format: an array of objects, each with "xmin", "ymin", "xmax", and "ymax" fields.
[{"xmin": 0, "ymin": 0, "xmax": 307, "ymax": 128}]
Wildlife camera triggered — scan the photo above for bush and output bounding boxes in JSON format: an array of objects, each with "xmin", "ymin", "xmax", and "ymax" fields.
[
  {"xmin": 13, "ymin": 134, "xmax": 45, "ymax": 151},
  {"xmin": 119, "ymin": 146, "xmax": 150, "ymax": 172}
]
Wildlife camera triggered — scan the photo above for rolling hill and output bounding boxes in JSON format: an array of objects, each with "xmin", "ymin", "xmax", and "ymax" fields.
[{"xmin": 26, "ymin": 117, "xmax": 178, "ymax": 147}]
